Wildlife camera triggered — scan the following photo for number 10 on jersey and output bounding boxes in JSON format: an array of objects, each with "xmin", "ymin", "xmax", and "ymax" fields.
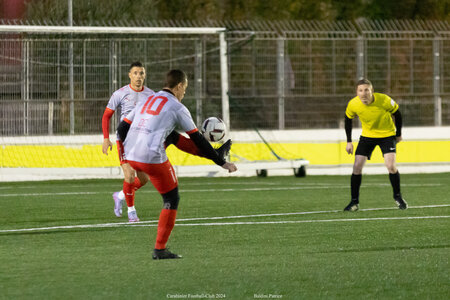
[{"xmin": 140, "ymin": 95, "xmax": 168, "ymax": 116}]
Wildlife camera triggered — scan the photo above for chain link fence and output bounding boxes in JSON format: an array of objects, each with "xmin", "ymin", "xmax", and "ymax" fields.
[{"xmin": 1, "ymin": 19, "xmax": 450, "ymax": 136}]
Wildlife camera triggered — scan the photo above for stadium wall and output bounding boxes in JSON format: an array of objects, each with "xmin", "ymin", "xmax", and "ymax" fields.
[{"xmin": 1, "ymin": 126, "xmax": 449, "ymax": 181}]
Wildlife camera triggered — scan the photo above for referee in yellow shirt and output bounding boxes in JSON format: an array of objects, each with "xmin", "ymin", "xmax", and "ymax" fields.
[{"xmin": 344, "ymin": 79, "xmax": 407, "ymax": 211}]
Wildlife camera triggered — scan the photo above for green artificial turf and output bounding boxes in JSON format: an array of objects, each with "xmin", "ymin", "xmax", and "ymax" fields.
[{"xmin": 0, "ymin": 173, "xmax": 449, "ymax": 299}]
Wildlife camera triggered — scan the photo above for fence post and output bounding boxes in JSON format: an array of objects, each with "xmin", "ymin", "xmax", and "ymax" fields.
[
  {"xmin": 57, "ymin": 41, "xmax": 60, "ymax": 101},
  {"xmin": 69, "ymin": 40, "xmax": 74, "ymax": 134},
  {"xmin": 195, "ymin": 39, "xmax": 203, "ymax": 126},
  {"xmin": 433, "ymin": 38, "xmax": 442, "ymax": 126},
  {"xmin": 387, "ymin": 40, "xmax": 391, "ymax": 93},
  {"xmin": 356, "ymin": 36, "xmax": 365, "ymax": 80},
  {"xmin": 219, "ymin": 32, "xmax": 230, "ymax": 130},
  {"xmin": 277, "ymin": 37, "xmax": 285, "ymax": 130},
  {"xmin": 82, "ymin": 40, "xmax": 86, "ymax": 100},
  {"xmin": 110, "ymin": 40, "xmax": 119, "ymax": 128},
  {"xmin": 68, "ymin": 1, "xmax": 74, "ymax": 134},
  {"xmin": 48, "ymin": 101, "xmax": 54, "ymax": 135},
  {"xmin": 22, "ymin": 39, "xmax": 30, "ymax": 135}
]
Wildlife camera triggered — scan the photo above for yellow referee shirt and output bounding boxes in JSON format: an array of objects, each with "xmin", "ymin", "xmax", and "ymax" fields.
[{"xmin": 345, "ymin": 93, "xmax": 399, "ymax": 138}]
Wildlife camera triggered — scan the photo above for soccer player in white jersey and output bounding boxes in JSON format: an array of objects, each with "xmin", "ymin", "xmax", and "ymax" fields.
[
  {"xmin": 102, "ymin": 62, "xmax": 154, "ymax": 222},
  {"xmin": 102, "ymin": 62, "xmax": 230, "ymax": 222},
  {"xmin": 117, "ymin": 69, "xmax": 237, "ymax": 259}
]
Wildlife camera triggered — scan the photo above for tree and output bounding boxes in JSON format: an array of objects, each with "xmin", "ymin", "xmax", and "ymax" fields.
[{"xmin": 20, "ymin": 0, "xmax": 450, "ymax": 23}]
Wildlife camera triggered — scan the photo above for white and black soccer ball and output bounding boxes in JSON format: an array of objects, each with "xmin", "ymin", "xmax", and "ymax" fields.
[{"xmin": 201, "ymin": 117, "xmax": 226, "ymax": 142}]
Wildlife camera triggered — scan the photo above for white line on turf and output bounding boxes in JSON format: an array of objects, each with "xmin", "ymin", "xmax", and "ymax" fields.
[
  {"xmin": 0, "ymin": 204, "xmax": 449, "ymax": 233},
  {"xmin": 131, "ymin": 215, "xmax": 450, "ymax": 227},
  {"xmin": 0, "ymin": 183, "xmax": 442, "ymax": 197},
  {"xmin": 0, "ymin": 181, "xmax": 281, "ymax": 190}
]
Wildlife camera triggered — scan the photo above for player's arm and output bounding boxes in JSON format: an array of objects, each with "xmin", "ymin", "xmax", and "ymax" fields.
[
  {"xmin": 102, "ymin": 108, "xmax": 115, "ymax": 155},
  {"xmin": 117, "ymin": 108, "xmax": 136, "ymax": 142},
  {"xmin": 117, "ymin": 118, "xmax": 132, "ymax": 142},
  {"xmin": 345, "ymin": 115, "xmax": 354, "ymax": 154},
  {"xmin": 165, "ymin": 130, "xmax": 232, "ymax": 162},
  {"xmin": 392, "ymin": 109, "xmax": 403, "ymax": 143},
  {"xmin": 164, "ymin": 131, "xmax": 202, "ymax": 155},
  {"xmin": 188, "ymin": 130, "xmax": 237, "ymax": 173}
]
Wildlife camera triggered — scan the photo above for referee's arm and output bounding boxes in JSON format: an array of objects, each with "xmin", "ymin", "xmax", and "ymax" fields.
[
  {"xmin": 392, "ymin": 109, "xmax": 403, "ymax": 143},
  {"xmin": 345, "ymin": 115, "xmax": 354, "ymax": 154}
]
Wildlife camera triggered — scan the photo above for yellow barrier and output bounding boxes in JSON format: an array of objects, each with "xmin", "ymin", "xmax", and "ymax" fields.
[{"xmin": 1, "ymin": 140, "xmax": 449, "ymax": 168}]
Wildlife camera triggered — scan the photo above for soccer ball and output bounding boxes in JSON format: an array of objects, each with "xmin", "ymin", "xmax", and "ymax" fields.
[{"xmin": 201, "ymin": 117, "xmax": 226, "ymax": 142}]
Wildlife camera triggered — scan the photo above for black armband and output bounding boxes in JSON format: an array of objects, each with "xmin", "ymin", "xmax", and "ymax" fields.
[
  {"xmin": 188, "ymin": 131, "xmax": 226, "ymax": 166},
  {"xmin": 345, "ymin": 115, "xmax": 353, "ymax": 142},
  {"xmin": 393, "ymin": 109, "xmax": 402, "ymax": 137},
  {"xmin": 117, "ymin": 121, "xmax": 131, "ymax": 142}
]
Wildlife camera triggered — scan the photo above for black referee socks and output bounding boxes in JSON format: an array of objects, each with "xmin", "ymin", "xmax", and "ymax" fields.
[
  {"xmin": 389, "ymin": 171, "xmax": 401, "ymax": 197},
  {"xmin": 351, "ymin": 174, "xmax": 362, "ymax": 202}
]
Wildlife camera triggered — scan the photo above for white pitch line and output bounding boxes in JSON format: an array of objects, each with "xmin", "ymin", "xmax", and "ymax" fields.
[
  {"xmin": 131, "ymin": 215, "xmax": 450, "ymax": 227},
  {"xmin": 0, "ymin": 181, "xmax": 281, "ymax": 190},
  {"xmin": 0, "ymin": 204, "xmax": 449, "ymax": 233},
  {"xmin": 0, "ymin": 183, "xmax": 443, "ymax": 197},
  {"xmin": 172, "ymin": 204, "xmax": 450, "ymax": 223}
]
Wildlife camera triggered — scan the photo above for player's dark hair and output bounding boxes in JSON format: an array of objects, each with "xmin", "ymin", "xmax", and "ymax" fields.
[
  {"xmin": 129, "ymin": 61, "xmax": 144, "ymax": 71},
  {"xmin": 356, "ymin": 78, "xmax": 373, "ymax": 88},
  {"xmin": 165, "ymin": 69, "xmax": 187, "ymax": 88}
]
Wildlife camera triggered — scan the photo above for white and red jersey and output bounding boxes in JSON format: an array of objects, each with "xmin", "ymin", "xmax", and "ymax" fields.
[
  {"xmin": 123, "ymin": 90, "xmax": 198, "ymax": 164},
  {"xmin": 102, "ymin": 84, "xmax": 155, "ymax": 139}
]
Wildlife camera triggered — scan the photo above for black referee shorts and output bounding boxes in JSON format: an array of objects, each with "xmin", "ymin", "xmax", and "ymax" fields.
[{"xmin": 355, "ymin": 136, "xmax": 397, "ymax": 160}]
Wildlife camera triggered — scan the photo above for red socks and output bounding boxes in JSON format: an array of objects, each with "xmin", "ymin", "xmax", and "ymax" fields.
[
  {"xmin": 133, "ymin": 177, "xmax": 143, "ymax": 191},
  {"xmin": 123, "ymin": 177, "xmax": 144, "ymax": 208},
  {"xmin": 155, "ymin": 209, "xmax": 178, "ymax": 250},
  {"xmin": 123, "ymin": 181, "xmax": 135, "ymax": 207}
]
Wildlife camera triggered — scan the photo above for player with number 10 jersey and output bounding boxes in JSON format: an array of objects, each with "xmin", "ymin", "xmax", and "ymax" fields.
[{"xmin": 118, "ymin": 69, "xmax": 237, "ymax": 259}]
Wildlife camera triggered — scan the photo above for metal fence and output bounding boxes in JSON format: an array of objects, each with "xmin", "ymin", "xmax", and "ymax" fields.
[{"xmin": 1, "ymin": 19, "xmax": 450, "ymax": 136}]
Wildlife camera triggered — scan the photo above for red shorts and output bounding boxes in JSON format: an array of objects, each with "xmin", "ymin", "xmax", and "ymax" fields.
[
  {"xmin": 127, "ymin": 160, "xmax": 178, "ymax": 194},
  {"xmin": 116, "ymin": 141, "xmax": 127, "ymax": 165}
]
